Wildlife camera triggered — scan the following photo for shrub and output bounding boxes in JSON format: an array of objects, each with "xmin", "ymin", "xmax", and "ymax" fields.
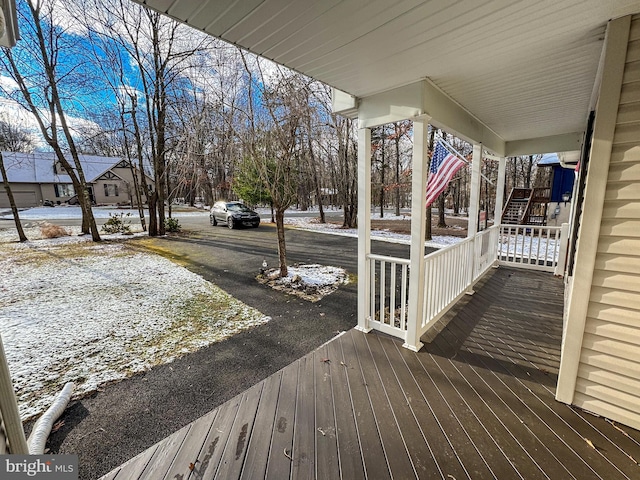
[
  {"xmin": 40, "ymin": 223, "xmax": 70, "ymax": 239},
  {"xmin": 101, "ymin": 212, "xmax": 132, "ymax": 234},
  {"xmin": 164, "ymin": 217, "xmax": 181, "ymax": 232}
]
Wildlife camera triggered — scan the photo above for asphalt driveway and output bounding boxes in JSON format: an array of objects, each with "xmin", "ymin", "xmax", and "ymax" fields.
[{"xmin": 45, "ymin": 218, "xmax": 423, "ymax": 479}]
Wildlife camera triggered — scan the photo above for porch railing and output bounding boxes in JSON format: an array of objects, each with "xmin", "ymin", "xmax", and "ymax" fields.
[
  {"xmin": 420, "ymin": 225, "xmax": 499, "ymax": 337},
  {"xmin": 366, "ymin": 226, "xmax": 500, "ymax": 342},
  {"xmin": 498, "ymin": 224, "xmax": 568, "ymax": 273},
  {"xmin": 365, "ymin": 224, "xmax": 567, "ymax": 348},
  {"xmin": 367, "ymin": 254, "xmax": 411, "ymax": 339}
]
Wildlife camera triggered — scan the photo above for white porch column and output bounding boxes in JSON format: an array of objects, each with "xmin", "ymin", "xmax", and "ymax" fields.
[
  {"xmin": 0, "ymin": 335, "xmax": 29, "ymax": 454},
  {"xmin": 356, "ymin": 127, "xmax": 372, "ymax": 333},
  {"xmin": 494, "ymin": 156, "xmax": 507, "ymax": 225},
  {"xmin": 404, "ymin": 117, "xmax": 430, "ymax": 352},
  {"xmin": 468, "ymin": 143, "xmax": 482, "ymax": 237},
  {"xmin": 489, "ymin": 157, "xmax": 507, "ymax": 268},
  {"xmin": 466, "ymin": 143, "xmax": 483, "ymax": 293}
]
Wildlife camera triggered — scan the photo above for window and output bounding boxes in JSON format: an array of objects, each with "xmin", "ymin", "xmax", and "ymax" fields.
[
  {"xmin": 104, "ymin": 184, "xmax": 119, "ymax": 197},
  {"xmin": 54, "ymin": 184, "xmax": 75, "ymax": 197}
]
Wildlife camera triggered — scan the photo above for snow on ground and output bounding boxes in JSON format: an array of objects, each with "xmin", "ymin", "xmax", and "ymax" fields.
[
  {"xmin": 282, "ymin": 216, "xmax": 463, "ymax": 248},
  {"xmin": 0, "ymin": 238, "xmax": 269, "ymax": 421},
  {"xmin": 498, "ymin": 233, "xmax": 559, "ymax": 262},
  {"xmin": 259, "ymin": 264, "xmax": 349, "ymax": 302},
  {"xmin": 0, "ymin": 205, "xmax": 210, "ymax": 220}
]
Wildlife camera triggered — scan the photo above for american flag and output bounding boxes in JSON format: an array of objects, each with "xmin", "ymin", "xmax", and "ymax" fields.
[{"xmin": 426, "ymin": 140, "xmax": 466, "ymax": 207}]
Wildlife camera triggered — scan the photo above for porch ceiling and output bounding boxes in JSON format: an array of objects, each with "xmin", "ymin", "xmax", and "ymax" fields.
[{"xmin": 133, "ymin": 0, "xmax": 639, "ymax": 144}]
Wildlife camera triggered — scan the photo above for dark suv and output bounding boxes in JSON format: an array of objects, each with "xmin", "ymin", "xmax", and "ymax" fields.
[{"xmin": 210, "ymin": 201, "xmax": 260, "ymax": 229}]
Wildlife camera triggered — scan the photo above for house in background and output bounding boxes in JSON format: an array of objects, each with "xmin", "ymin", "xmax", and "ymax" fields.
[
  {"xmin": 538, "ymin": 153, "xmax": 578, "ymax": 226},
  {"xmin": 0, "ymin": 151, "xmax": 152, "ymax": 208}
]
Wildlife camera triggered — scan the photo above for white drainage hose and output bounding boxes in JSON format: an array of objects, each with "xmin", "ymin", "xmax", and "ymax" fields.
[{"xmin": 27, "ymin": 382, "xmax": 74, "ymax": 454}]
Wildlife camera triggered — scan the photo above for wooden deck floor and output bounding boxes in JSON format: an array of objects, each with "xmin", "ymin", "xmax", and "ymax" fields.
[{"xmin": 100, "ymin": 267, "xmax": 640, "ymax": 480}]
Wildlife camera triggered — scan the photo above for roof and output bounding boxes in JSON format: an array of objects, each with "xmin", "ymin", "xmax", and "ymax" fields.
[
  {"xmin": 0, "ymin": 151, "xmax": 126, "ymax": 184},
  {"xmin": 133, "ymin": 0, "xmax": 639, "ymax": 148},
  {"xmin": 537, "ymin": 153, "xmax": 561, "ymax": 166}
]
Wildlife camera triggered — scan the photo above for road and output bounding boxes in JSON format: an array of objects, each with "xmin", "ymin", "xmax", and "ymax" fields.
[{"xmin": 44, "ymin": 215, "xmax": 430, "ymax": 480}]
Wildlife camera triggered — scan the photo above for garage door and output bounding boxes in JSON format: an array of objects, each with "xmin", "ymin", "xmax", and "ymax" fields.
[{"xmin": 0, "ymin": 191, "xmax": 38, "ymax": 208}]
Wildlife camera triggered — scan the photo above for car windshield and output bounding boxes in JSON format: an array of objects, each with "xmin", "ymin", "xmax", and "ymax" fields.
[{"xmin": 227, "ymin": 203, "xmax": 251, "ymax": 212}]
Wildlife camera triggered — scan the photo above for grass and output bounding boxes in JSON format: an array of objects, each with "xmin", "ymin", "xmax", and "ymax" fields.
[{"xmin": 1, "ymin": 237, "xmax": 269, "ymax": 420}]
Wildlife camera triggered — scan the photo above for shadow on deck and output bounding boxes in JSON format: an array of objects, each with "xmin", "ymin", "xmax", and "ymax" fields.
[{"xmin": 100, "ymin": 267, "xmax": 640, "ymax": 480}]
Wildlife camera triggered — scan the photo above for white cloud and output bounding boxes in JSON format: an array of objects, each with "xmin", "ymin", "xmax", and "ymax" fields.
[
  {"xmin": 0, "ymin": 97, "xmax": 102, "ymax": 151},
  {"xmin": 0, "ymin": 75, "xmax": 19, "ymax": 93}
]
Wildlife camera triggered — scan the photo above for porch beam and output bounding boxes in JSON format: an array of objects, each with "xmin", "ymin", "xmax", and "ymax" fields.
[
  {"xmin": 505, "ymin": 133, "xmax": 583, "ymax": 157},
  {"xmin": 356, "ymin": 127, "xmax": 372, "ymax": 333},
  {"xmin": 404, "ymin": 117, "xmax": 430, "ymax": 352},
  {"xmin": 358, "ymin": 80, "xmax": 505, "ymax": 156},
  {"xmin": 556, "ymin": 15, "xmax": 631, "ymax": 404}
]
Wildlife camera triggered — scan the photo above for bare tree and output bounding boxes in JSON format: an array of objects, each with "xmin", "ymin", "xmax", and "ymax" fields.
[
  {"xmin": 0, "ymin": 118, "xmax": 35, "ymax": 241},
  {"xmin": 239, "ymin": 57, "xmax": 310, "ymax": 276},
  {"xmin": 0, "ymin": 152, "xmax": 27, "ymax": 242},
  {"xmin": 1, "ymin": 0, "xmax": 101, "ymax": 240},
  {"xmin": 78, "ymin": 0, "xmax": 213, "ymax": 235}
]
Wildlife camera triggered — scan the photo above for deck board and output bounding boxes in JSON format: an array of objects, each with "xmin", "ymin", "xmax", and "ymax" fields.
[
  {"xmin": 239, "ymin": 372, "xmax": 282, "ymax": 480},
  {"xmin": 312, "ymin": 345, "xmax": 340, "ymax": 480},
  {"xmin": 291, "ymin": 355, "xmax": 316, "ymax": 479},
  {"xmin": 100, "ymin": 267, "xmax": 640, "ymax": 480},
  {"xmin": 215, "ymin": 382, "xmax": 263, "ymax": 479},
  {"xmin": 350, "ymin": 327, "xmax": 417, "ymax": 478},
  {"xmin": 264, "ymin": 359, "xmax": 298, "ymax": 479},
  {"xmin": 326, "ymin": 330, "xmax": 369, "ymax": 479},
  {"xmin": 161, "ymin": 409, "xmax": 218, "ymax": 480}
]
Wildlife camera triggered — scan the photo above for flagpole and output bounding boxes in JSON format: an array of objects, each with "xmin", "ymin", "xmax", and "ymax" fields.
[{"xmin": 436, "ymin": 137, "xmax": 494, "ymax": 186}]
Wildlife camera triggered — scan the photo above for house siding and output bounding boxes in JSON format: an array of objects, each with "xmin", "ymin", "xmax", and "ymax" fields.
[
  {"xmin": 0, "ymin": 183, "xmax": 42, "ymax": 208},
  {"xmin": 573, "ymin": 15, "xmax": 640, "ymax": 429}
]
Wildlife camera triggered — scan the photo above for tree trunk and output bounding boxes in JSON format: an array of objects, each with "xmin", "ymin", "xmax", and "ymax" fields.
[
  {"xmin": 437, "ymin": 194, "xmax": 447, "ymax": 228},
  {"xmin": 130, "ymin": 161, "xmax": 146, "ymax": 231},
  {"xmin": 0, "ymin": 153, "xmax": 27, "ymax": 242},
  {"xmin": 275, "ymin": 208, "xmax": 288, "ymax": 277},
  {"xmin": 148, "ymin": 191, "xmax": 158, "ymax": 236}
]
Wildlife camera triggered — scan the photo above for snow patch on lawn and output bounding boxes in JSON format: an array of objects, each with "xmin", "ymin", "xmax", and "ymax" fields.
[
  {"xmin": 258, "ymin": 264, "xmax": 349, "ymax": 303},
  {"xmin": 0, "ymin": 240, "xmax": 269, "ymax": 421}
]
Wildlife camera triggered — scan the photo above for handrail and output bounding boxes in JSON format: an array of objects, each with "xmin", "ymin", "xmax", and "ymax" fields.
[
  {"xmin": 501, "ymin": 188, "xmax": 517, "ymax": 222},
  {"xmin": 520, "ymin": 193, "xmax": 535, "ymax": 224},
  {"xmin": 367, "ymin": 253, "xmax": 411, "ymax": 265}
]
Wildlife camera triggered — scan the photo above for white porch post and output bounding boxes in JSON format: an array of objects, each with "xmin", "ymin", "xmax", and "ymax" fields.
[
  {"xmin": 466, "ymin": 143, "xmax": 482, "ymax": 292},
  {"xmin": 0, "ymin": 335, "xmax": 29, "ymax": 454},
  {"xmin": 404, "ymin": 117, "xmax": 430, "ymax": 352},
  {"xmin": 468, "ymin": 143, "xmax": 482, "ymax": 237},
  {"xmin": 356, "ymin": 127, "xmax": 372, "ymax": 333},
  {"xmin": 494, "ymin": 156, "xmax": 507, "ymax": 225},
  {"xmin": 492, "ymin": 156, "xmax": 507, "ymax": 268}
]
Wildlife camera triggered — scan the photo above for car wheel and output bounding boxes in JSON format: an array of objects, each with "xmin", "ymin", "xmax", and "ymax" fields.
[
  {"xmin": 227, "ymin": 217, "xmax": 235, "ymax": 229},
  {"xmin": 211, "ymin": 215, "xmax": 217, "ymax": 226}
]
